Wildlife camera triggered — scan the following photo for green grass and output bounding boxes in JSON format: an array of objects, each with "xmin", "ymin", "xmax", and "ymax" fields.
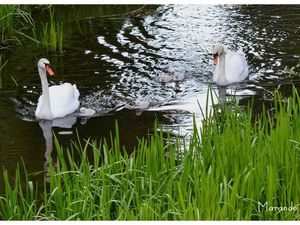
[
  {"xmin": 0, "ymin": 88, "xmax": 299, "ymax": 220},
  {"xmin": 0, "ymin": 5, "xmax": 63, "ymax": 52},
  {"xmin": 40, "ymin": 7, "xmax": 64, "ymax": 53},
  {"xmin": 0, "ymin": 5, "xmax": 35, "ymax": 48}
]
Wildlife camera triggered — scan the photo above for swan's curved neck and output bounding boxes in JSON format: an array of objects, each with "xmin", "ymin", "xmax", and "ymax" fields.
[
  {"xmin": 39, "ymin": 67, "xmax": 53, "ymax": 119},
  {"xmin": 217, "ymin": 53, "xmax": 228, "ymax": 86}
]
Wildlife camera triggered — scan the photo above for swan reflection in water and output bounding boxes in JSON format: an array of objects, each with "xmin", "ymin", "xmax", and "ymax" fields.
[{"xmin": 38, "ymin": 115, "xmax": 77, "ymax": 181}]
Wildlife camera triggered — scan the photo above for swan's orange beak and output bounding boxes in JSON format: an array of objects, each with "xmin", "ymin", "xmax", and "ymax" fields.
[
  {"xmin": 213, "ymin": 55, "xmax": 218, "ymax": 65},
  {"xmin": 45, "ymin": 65, "xmax": 54, "ymax": 76}
]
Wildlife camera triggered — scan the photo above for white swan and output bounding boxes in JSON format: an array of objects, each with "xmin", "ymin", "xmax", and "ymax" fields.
[
  {"xmin": 35, "ymin": 58, "xmax": 80, "ymax": 120},
  {"xmin": 213, "ymin": 43, "xmax": 248, "ymax": 86}
]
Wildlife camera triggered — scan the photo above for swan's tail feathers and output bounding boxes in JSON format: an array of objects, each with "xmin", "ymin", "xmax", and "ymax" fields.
[{"xmin": 73, "ymin": 84, "xmax": 80, "ymax": 99}]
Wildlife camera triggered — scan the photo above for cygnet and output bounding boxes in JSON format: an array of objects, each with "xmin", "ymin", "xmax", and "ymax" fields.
[
  {"xmin": 80, "ymin": 107, "xmax": 96, "ymax": 117},
  {"xmin": 172, "ymin": 71, "xmax": 185, "ymax": 82},
  {"xmin": 159, "ymin": 73, "xmax": 173, "ymax": 83},
  {"xmin": 136, "ymin": 100, "xmax": 150, "ymax": 110}
]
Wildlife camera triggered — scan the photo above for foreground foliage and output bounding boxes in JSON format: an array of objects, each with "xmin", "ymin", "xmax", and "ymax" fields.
[
  {"xmin": 0, "ymin": 89, "xmax": 299, "ymax": 220},
  {"xmin": 0, "ymin": 5, "xmax": 34, "ymax": 48}
]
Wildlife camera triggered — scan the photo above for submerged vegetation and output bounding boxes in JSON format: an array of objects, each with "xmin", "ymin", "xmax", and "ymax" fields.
[
  {"xmin": 0, "ymin": 55, "xmax": 8, "ymax": 88},
  {"xmin": 0, "ymin": 89, "xmax": 299, "ymax": 220},
  {"xmin": 285, "ymin": 59, "xmax": 300, "ymax": 77}
]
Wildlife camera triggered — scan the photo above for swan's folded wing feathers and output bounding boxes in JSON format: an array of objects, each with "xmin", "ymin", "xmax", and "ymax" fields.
[
  {"xmin": 225, "ymin": 53, "xmax": 248, "ymax": 83},
  {"xmin": 48, "ymin": 83, "xmax": 80, "ymax": 118}
]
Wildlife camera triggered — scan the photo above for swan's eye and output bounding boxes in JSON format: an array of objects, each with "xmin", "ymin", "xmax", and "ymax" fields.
[
  {"xmin": 44, "ymin": 63, "xmax": 52, "ymax": 69},
  {"xmin": 213, "ymin": 53, "xmax": 218, "ymax": 58}
]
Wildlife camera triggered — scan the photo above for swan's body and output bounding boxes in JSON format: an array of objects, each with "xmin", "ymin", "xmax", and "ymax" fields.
[
  {"xmin": 213, "ymin": 44, "xmax": 248, "ymax": 86},
  {"xmin": 35, "ymin": 58, "xmax": 80, "ymax": 120},
  {"xmin": 36, "ymin": 83, "xmax": 79, "ymax": 119}
]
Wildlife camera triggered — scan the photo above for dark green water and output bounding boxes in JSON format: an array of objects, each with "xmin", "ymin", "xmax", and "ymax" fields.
[{"xmin": 0, "ymin": 5, "xmax": 299, "ymax": 193}]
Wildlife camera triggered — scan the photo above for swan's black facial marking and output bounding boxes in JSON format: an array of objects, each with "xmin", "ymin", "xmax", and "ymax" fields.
[
  {"xmin": 213, "ymin": 53, "xmax": 219, "ymax": 65},
  {"xmin": 43, "ymin": 62, "xmax": 55, "ymax": 76}
]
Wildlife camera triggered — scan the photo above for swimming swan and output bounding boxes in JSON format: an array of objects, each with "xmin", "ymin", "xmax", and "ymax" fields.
[
  {"xmin": 213, "ymin": 43, "xmax": 248, "ymax": 86},
  {"xmin": 35, "ymin": 58, "xmax": 80, "ymax": 120}
]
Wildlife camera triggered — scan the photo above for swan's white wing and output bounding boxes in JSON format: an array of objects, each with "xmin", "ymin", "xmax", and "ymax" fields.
[
  {"xmin": 225, "ymin": 52, "xmax": 248, "ymax": 83},
  {"xmin": 48, "ymin": 83, "xmax": 80, "ymax": 118}
]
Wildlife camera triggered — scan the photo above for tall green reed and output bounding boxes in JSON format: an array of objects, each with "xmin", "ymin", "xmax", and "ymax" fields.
[
  {"xmin": 40, "ymin": 7, "xmax": 64, "ymax": 53},
  {"xmin": 0, "ymin": 88, "xmax": 299, "ymax": 220}
]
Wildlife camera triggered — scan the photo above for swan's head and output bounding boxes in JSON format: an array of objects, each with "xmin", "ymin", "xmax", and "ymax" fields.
[
  {"xmin": 38, "ymin": 58, "xmax": 54, "ymax": 76},
  {"xmin": 212, "ymin": 43, "xmax": 225, "ymax": 65}
]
